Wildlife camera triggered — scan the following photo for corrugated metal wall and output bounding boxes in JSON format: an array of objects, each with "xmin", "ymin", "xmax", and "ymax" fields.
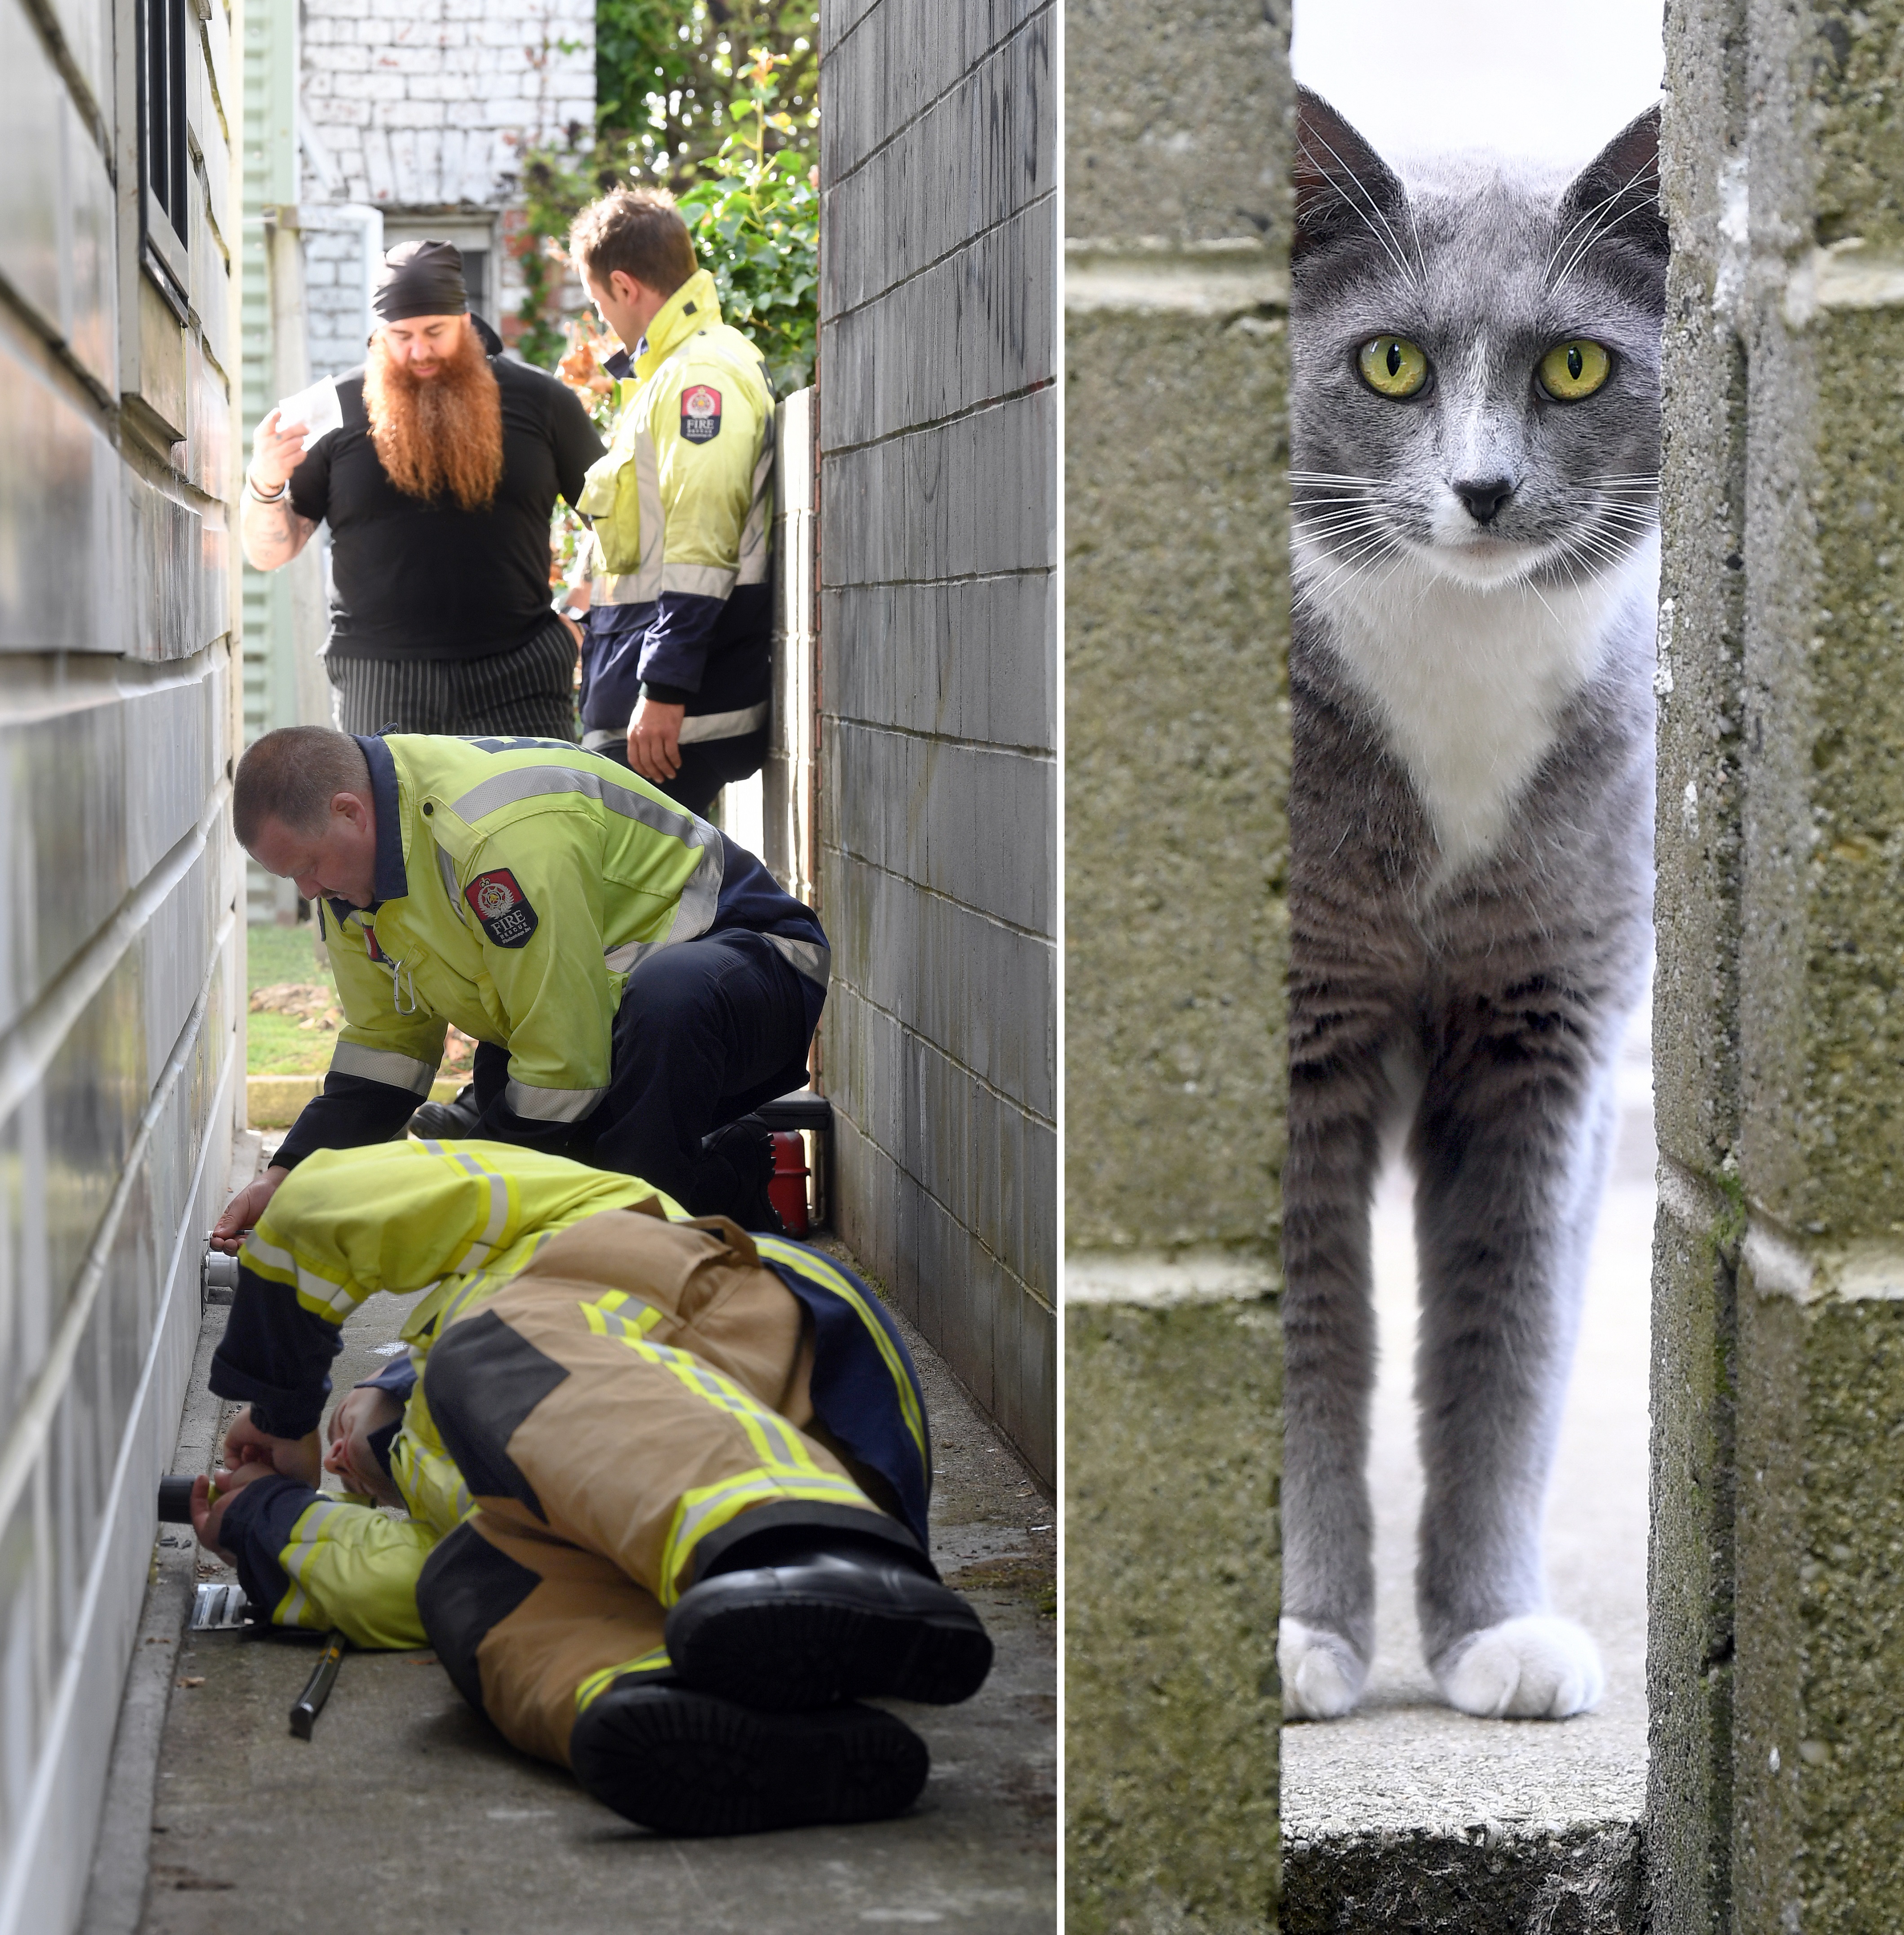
[
  {"xmin": 815, "ymin": 0, "xmax": 1057, "ymax": 1482},
  {"xmin": 0, "ymin": 0, "xmax": 242, "ymax": 1921}
]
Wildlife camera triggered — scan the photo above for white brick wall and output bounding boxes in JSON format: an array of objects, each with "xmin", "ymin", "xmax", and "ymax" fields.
[
  {"xmin": 298, "ymin": 0, "xmax": 593, "ymax": 370},
  {"xmin": 303, "ymin": 229, "xmax": 370, "ymax": 379}
]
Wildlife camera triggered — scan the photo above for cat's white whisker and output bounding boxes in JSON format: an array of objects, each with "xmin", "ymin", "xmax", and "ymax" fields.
[{"xmin": 1299, "ymin": 127, "xmax": 1424, "ymax": 292}]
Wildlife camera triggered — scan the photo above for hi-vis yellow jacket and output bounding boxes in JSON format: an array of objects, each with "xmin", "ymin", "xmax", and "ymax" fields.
[
  {"xmin": 211, "ymin": 1140, "xmax": 671, "ymax": 1648},
  {"xmin": 275, "ymin": 732, "xmax": 828, "ymax": 1167},
  {"xmin": 207, "ymin": 1142, "xmax": 934, "ymax": 1651},
  {"xmin": 574, "ymin": 268, "xmax": 776, "ymax": 746}
]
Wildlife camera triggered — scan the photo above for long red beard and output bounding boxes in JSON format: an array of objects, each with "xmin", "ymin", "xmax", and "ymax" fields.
[{"xmin": 363, "ymin": 323, "xmax": 504, "ymax": 511}]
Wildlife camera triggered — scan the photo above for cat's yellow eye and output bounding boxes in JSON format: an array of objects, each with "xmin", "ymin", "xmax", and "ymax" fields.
[
  {"xmin": 1538, "ymin": 339, "xmax": 1612, "ymax": 401},
  {"xmin": 1357, "ymin": 335, "xmax": 1429, "ymax": 399}
]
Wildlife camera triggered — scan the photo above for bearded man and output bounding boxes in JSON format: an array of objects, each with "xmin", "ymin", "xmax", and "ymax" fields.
[{"xmin": 242, "ymin": 240, "xmax": 604, "ymax": 740}]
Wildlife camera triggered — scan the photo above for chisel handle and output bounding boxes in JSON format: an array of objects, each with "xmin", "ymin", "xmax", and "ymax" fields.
[{"xmin": 289, "ymin": 1631, "xmax": 348, "ymax": 1739}]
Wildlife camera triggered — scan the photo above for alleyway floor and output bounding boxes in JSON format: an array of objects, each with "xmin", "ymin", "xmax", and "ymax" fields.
[{"xmin": 83, "ymin": 1136, "xmax": 1056, "ymax": 1935}]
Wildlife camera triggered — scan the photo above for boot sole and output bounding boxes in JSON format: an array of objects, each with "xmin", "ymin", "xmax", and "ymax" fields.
[
  {"xmin": 570, "ymin": 1686, "xmax": 928, "ymax": 1836},
  {"xmin": 668, "ymin": 1591, "xmax": 995, "ymax": 1712}
]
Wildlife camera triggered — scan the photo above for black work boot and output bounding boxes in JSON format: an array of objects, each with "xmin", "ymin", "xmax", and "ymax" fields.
[
  {"xmin": 698, "ymin": 1115, "xmax": 785, "ymax": 1234},
  {"xmin": 664, "ymin": 1541, "xmax": 994, "ymax": 1713},
  {"xmin": 410, "ymin": 1082, "xmax": 480, "ymax": 1139},
  {"xmin": 569, "ymin": 1680, "xmax": 928, "ymax": 1836}
]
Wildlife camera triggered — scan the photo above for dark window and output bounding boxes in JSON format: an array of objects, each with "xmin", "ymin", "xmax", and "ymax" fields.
[
  {"xmin": 138, "ymin": 0, "xmax": 190, "ymax": 289},
  {"xmin": 462, "ymin": 250, "xmax": 489, "ymax": 321}
]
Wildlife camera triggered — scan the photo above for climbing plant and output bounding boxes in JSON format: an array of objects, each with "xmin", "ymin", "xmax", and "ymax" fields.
[{"xmin": 510, "ymin": 2, "xmax": 818, "ymax": 369}]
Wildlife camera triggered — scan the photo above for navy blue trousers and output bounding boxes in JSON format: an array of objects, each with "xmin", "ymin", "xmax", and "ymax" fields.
[{"xmin": 472, "ymin": 929, "xmax": 815, "ymax": 1218}]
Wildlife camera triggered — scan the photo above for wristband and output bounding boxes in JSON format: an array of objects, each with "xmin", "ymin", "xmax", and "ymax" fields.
[{"xmin": 245, "ymin": 474, "xmax": 288, "ymax": 504}]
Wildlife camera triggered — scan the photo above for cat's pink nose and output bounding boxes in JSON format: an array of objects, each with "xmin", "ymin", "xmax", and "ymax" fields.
[{"xmin": 1454, "ymin": 477, "xmax": 1516, "ymax": 525}]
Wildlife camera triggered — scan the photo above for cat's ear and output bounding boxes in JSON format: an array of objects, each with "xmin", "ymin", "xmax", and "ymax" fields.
[
  {"xmin": 1293, "ymin": 88, "xmax": 1410, "ymax": 267},
  {"xmin": 1555, "ymin": 106, "xmax": 1668, "ymax": 275}
]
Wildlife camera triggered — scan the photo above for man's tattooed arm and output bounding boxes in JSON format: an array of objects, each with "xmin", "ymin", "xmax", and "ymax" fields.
[
  {"xmin": 241, "ymin": 405, "xmax": 321, "ymax": 571},
  {"xmin": 242, "ymin": 492, "xmax": 318, "ymax": 570}
]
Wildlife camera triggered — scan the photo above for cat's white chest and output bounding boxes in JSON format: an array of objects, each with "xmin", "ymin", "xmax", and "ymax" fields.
[{"xmin": 1303, "ymin": 540, "xmax": 1655, "ymax": 877}]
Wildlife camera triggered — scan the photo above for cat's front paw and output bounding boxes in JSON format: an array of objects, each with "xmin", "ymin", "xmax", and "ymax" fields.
[
  {"xmin": 1433, "ymin": 1615, "xmax": 1604, "ymax": 1719},
  {"xmin": 1279, "ymin": 1618, "xmax": 1367, "ymax": 1720}
]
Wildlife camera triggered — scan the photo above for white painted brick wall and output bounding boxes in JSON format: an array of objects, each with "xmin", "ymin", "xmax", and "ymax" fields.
[
  {"xmin": 304, "ymin": 230, "xmax": 371, "ymax": 379},
  {"xmin": 299, "ymin": 0, "xmax": 592, "ymax": 370}
]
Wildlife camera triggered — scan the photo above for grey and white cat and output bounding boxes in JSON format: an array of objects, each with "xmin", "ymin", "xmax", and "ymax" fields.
[{"xmin": 1280, "ymin": 90, "xmax": 1663, "ymax": 1721}]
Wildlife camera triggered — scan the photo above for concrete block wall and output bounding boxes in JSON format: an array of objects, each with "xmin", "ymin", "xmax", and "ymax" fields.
[
  {"xmin": 815, "ymin": 0, "xmax": 1057, "ymax": 1483},
  {"xmin": 1062, "ymin": 0, "xmax": 1292, "ymax": 1925},
  {"xmin": 1654, "ymin": 1, "xmax": 1904, "ymax": 1926},
  {"xmin": 0, "ymin": 0, "xmax": 242, "ymax": 1923}
]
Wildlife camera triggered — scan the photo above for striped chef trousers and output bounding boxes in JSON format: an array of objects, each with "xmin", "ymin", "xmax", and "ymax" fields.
[{"xmin": 326, "ymin": 616, "xmax": 578, "ymax": 740}]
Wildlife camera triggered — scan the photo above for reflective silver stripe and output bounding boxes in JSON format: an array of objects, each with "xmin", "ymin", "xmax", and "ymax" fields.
[
  {"xmin": 282, "ymin": 1500, "xmax": 345, "ymax": 1607},
  {"xmin": 330, "ymin": 1039, "xmax": 437, "ymax": 1096},
  {"xmin": 450, "ymin": 763, "xmax": 725, "ymax": 957},
  {"xmin": 673, "ymin": 824, "xmax": 723, "ymax": 945},
  {"xmin": 504, "ymin": 1078, "xmax": 608, "ymax": 1123},
  {"xmin": 247, "ymin": 1231, "xmax": 357, "ymax": 1319},
  {"xmin": 449, "ymin": 763, "xmax": 701, "ymax": 841},
  {"xmin": 736, "ymin": 434, "xmax": 773, "ymax": 588},
  {"xmin": 661, "ymin": 560, "xmax": 736, "ymax": 599},
  {"xmin": 435, "ymin": 842, "xmax": 461, "ymax": 911},
  {"xmin": 678, "ymin": 703, "xmax": 769, "ymax": 745},
  {"xmin": 582, "ymin": 727, "xmax": 624, "ymax": 752},
  {"xmin": 446, "ymin": 1150, "xmax": 511, "ymax": 1267},
  {"xmin": 603, "ymin": 937, "xmax": 657, "ymax": 974},
  {"xmin": 765, "ymin": 933, "xmax": 830, "ymax": 990}
]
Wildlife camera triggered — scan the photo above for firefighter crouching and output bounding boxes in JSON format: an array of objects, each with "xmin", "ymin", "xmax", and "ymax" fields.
[
  {"xmin": 215, "ymin": 726, "xmax": 823, "ymax": 1249},
  {"xmin": 193, "ymin": 1141, "xmax": 992, "ymax": 1835}
]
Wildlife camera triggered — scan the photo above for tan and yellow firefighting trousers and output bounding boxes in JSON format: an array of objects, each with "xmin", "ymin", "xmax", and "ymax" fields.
[{"xmin": 413, "ymin": 1207, "xmax": 920, "ymax": 1768}]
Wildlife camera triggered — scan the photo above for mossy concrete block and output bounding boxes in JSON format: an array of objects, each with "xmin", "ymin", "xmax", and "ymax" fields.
[
  {"xmin": 1731, "ymin": 1278, "xmax": 1904, "ymax": 1935},
  {"xmin": 1066, "ymin": 0, "xmax": 1289, "ymax": 245},
  {"xmin": 1656, "ymin": 0, "xmax": 1748, "ymax": 1181},
  {"xmin": 1064, "ymin": 307, "xmax": 1290, "ymax": 1250},
  {"xmin": 1648, "ymin": 1165, "xmax": 1743, "ymax": 1935},
  {"xmin": 1739, "ymin": 304, "xmax": 1904, "ymax": 1236},
  {"xmin": 1066, "ymin": 1297, "xmax": 1283, "ymax": 1934}
]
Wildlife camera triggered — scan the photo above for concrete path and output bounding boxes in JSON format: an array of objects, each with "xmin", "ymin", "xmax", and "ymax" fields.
[
  {"xmin": 84, "ymin": 1140, "xmax": 1055, "ymax": 1935},
  {"xmin": 1281, "ymin": 1006, "xmax": 1654, "ymax": 1931}
]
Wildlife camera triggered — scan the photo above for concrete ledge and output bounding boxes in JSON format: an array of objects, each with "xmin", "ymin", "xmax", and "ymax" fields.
[
  {"xmin": 246, "ymin": 1073, "xmax": 461, "ymax": 1126},
  {"xmin": 1282, "ymin": 1821, "xmax": 1642, "ymax": 1934}
]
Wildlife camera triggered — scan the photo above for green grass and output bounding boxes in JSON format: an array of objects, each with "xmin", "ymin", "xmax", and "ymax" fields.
[{"xmin": 247, "ymin": 921, "xmax": 340, "ymax": 1077}]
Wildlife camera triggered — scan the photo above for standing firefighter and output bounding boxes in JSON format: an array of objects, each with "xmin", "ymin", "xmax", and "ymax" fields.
[
  {"xmin": 192, "ymin": 1141, "xmax": 992, "ymax": 1835},
  {"xmin": 242, "ymin": 240, "xmax": 603, "ymax": 742},
  {"xmin": 214, "ymin": 728, "xmax": 824, "ymax": 1245},
  {"xmin": 565, "ymin": 189, "xmax": 776, "ymax": 814}
]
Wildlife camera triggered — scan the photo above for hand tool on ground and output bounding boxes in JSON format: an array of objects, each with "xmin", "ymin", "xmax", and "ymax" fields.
[{"xmin": 290, "ymin": 1631, "xmax": 348, "ymax": 1739}]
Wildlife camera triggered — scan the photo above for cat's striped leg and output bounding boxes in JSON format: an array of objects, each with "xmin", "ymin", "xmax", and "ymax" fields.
[
  {"xmin": 1279, "ymin": 1029, "xmax": 1388, "ymax": 1720},
  {"xmin": 1409, "ymin": 1030, "xmax": 1618, "ymax": 1720}
]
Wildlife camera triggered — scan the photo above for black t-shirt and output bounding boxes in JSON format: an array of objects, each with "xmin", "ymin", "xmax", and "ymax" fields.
[{"xmin": 289, "ymin": 354, "xmax": 604, "ymax": 661}]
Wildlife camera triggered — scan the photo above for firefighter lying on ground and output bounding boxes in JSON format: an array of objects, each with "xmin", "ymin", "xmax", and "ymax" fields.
[{"xmin": 191, "ymin": 1138, "xmax": 992, "ymax": 1836}]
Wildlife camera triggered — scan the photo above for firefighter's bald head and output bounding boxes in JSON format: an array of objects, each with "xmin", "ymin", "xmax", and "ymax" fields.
[{"xmin": 235, "ymin": 727, "xmax": 379, "ymax": 908}]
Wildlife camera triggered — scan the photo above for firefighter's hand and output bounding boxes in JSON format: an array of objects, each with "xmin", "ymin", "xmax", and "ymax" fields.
[
  {"xmin": 628, "ymin": 699, "xmax": 685, "ymax": 785},
  {"xmin": 211, "ymin": 1166, "xmax": 289, "ymax": 1252},
  {"xmin": 224, "ymin": 1407, "xmax": 323, "ymax": 1488},
  {"xmin": 190, "ymin": 1463, "xmax": 275, "ymax": 1562}
]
